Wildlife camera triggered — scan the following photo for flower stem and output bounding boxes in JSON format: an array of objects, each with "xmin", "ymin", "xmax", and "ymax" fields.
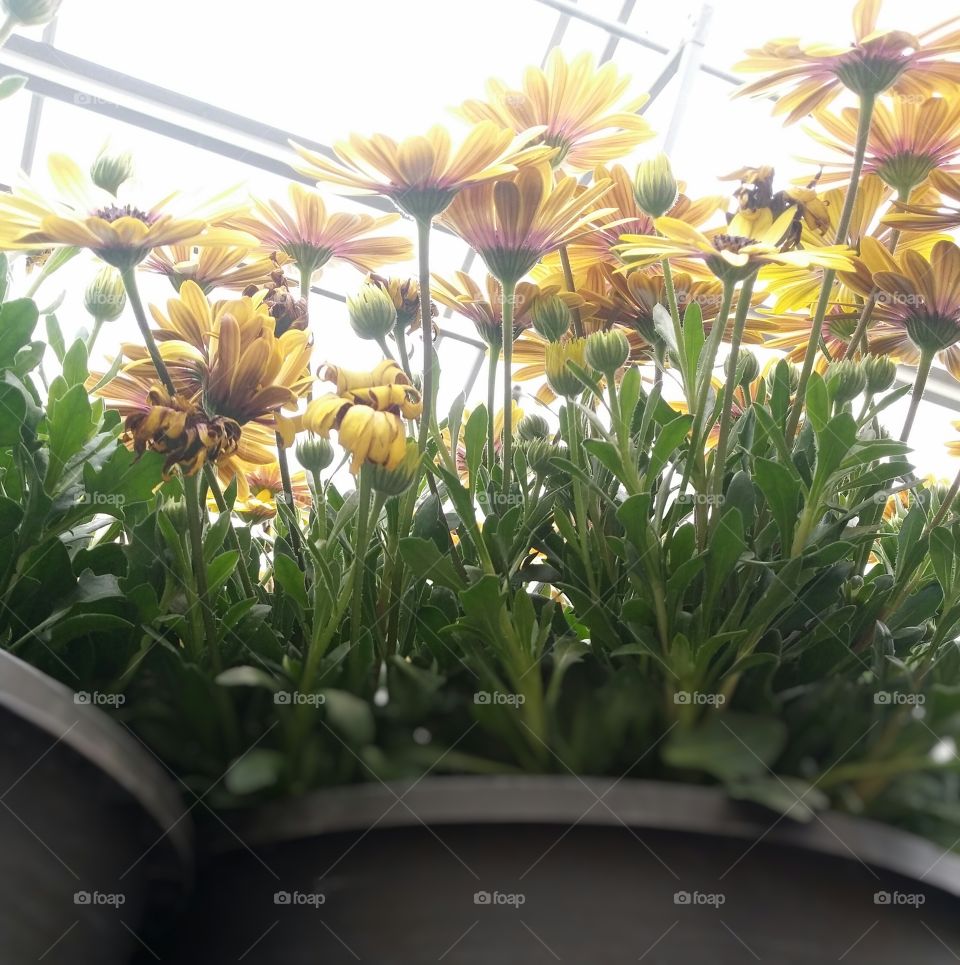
[
  {"xmin": 120, "ymin": 267, "xmax": 177, "ymax": 396},
  {"xmin": 486, "ymin": 344, "xmax": 497, "ymax": 470},
  {"xmin": 203, "ymin": 465, "xmax": 258, "ymax": 598},
  {"xmin": 900, "ymin": 349, "xmax": 933, "ymax": 443},
  {"xmin": 501, "ymin": 278, "xmax": 517, "ymax": 494},
  {"xmin": 85, "ymin": 317, "xmax": 105, "ymax": 358},
  {"xmin": 416, "ymin": 218, "xmax": 433, "ymax": 453},
  {"xmin": 183, "ymin": 471, "xmax": 220, "ymax": 671},
  {"xmin": 710, "ymin": 272, "xmax": 757, "ymax": 516},
  {"xmin": 558, "ymin": 245, "xmax": 584, "ymax": 338},
  {"xmin": 925, "ymin": 465, "xmax": 960, "ymax": 535},
  {"xmin": 844, "ymin": 291, "xmax": 877, "ymax": 359},
  {"xmin": 350, "ymin": 466, "xmax": 374, "ymax": 647},
  {"xmin": 786, "ymin": 90, "xmax": 876, "ymax": 444},
  {"xmin": 688, "ymin": 278, "xmax": 735, "ymax": 449}
]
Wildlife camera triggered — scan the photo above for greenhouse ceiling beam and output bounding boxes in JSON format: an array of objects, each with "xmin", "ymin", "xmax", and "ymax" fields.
[
  {"xmin": 0, "ymin": 35, "xmax": 398, "ymax": 215},
  {"xmin": 530, "ymin": 0, "xmax": 741, "ymax": 84}
]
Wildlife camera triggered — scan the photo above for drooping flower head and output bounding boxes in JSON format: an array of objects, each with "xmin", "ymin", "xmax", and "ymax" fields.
[
  {"xmin": 291, "ymin": 122, "xmax": 554, "ymax": 222},
  {"xmin": 303, "ymin": 360, "xmax": 423, "ymax": 474},
  {"xmin": 456, "ymin": 50, "xmax": 653, "ymax": 171},
  {"xmin": 734, "ymin": 0, "xmax": 960, "ymax": 122}
]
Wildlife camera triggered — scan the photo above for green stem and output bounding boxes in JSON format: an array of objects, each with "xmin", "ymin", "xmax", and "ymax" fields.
[
  {"xmin": 558, "ymin": 245, "xmax": 584, "ymax": 338},
  {"xmin": 844, "ymin": 291, "xmax": 877, "ymax": 359},
  {"xmin": 183, "ymin": 471, "xmax": 220, "ymax": 672},
  {"xmin": 486, "ymin": 344, "xmax": 497, "ymax": 471},
  {"xmin": 350, "ymin": 467, "xmax": 374, "ymax": 647},
  {"xmin": 416, "ymin": 218, "xmax": 433, "ymax": 453},
  {"xmin": 120, "ymin": 267, "xmax": 177, "ymax": 396},
  {"xmin": 925, "ymin": 465, "xmax": 960, "ymax": 535},
  {"xmin": 900, "ymin": 349, "xmax": 933, "ymax": 443},
  {"xmin": 709, "ymin": 273, "xmax": 757, "ymax": 515},
  {"xmin": 786, "ymin": 90, "xmax": 876, "ymax": 443},
  {"xmin": 203, "ymin": 464, "xmax": 258, "ymax": 599},
  {"xmin": 501, "ymin": 278, "xmax": 517, "ymax": 495},
  {"xmin": 275, "ymin": 441, "xmax": 303, "ymax": 564},
  {"xmin": 85, "ymin": 317, "xmax": 105, "ymax": 358}
]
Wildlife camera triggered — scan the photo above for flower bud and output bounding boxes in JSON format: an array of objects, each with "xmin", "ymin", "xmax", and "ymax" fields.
[
  {"xmin": 826, "ymin": 360, "xmax": 867, "ymax": 406},
  {"xmin": 585, "ymin": 330, "xmax": 629, "ymax": 375},
  {"xmin": 531, "ymin": 294, "xmax": 571, "ymax": 343},
  {"xmin": 84, "ymin": 267, "xmax": 126, "ymax": 322},
  {"xmin": 545, "ymin": 337, "xmax": 588, "ymax": 398},
  {"xmin": 367, "ymin": 274, "xmax": 421, "ymax": 328},
  {"xmin": 633, "ymin": 153, "xmax": 679, "ymax": 218},
  {"xmin": 159, "ymin": 497, "xmax": 188, "ymax": 532},
  {"xmin": 517, "ymin": 413, "xmax": 550, "ymax": 442},
  {"xmin": 296, "ymin": 436, "xmax": 334, "ymax": 473},
  {"xmin": 368, "ymin": 440, "xmax": 420, "ymax": 497},
  {"xmin": 90, "ymin": 148, "xmax": 134, "ymax": 197},
  {"xmin": 2, "ymin": 0, "xmax": 62, "ymax": 25},
  {"xmin": 863, "ymin": 355, "xmax": 897, "ymax": 394},
  {"xmin": 725, "ymin": 348, "xmax": 759, "ymax": 388},
  {"xmin": 348, "ymin": 283, "xmax": 397, "ymax": 341},
  {"xmin": 522, "ymin": 438, "xmax": 559, "ymax": 474}
]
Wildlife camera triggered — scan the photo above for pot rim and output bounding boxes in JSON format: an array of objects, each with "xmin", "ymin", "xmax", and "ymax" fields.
[
  {"xmin": 0, "ymin": 649, "xmax": 192, "ymax": 868},
  {"xmin": 212, "ymin": 775, "xmax": 960, "ymax": 897}
]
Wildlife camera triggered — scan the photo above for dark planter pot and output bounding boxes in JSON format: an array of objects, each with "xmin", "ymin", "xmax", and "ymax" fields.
[
  {"xmin": 0, "ymin": 650, "xmax": 191, "ymax": 965},
  {"xmin": 178, "ymin": 775, "xmax": 960, "ymax": 965}
]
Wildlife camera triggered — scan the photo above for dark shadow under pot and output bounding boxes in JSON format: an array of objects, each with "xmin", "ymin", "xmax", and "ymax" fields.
[
  {"xmin": 0, "ymin": 650, "xmax": 192, "ymax": 965},
  {"xmin": 174, "ymin": 775, "xmax": 960, "ymax": 965}
]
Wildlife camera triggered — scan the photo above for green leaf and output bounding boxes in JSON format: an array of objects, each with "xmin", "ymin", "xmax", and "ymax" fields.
[
  {"xmin": 225, "ymin": 749, "xmax": 284, "ymax": 795},
  {"xmin": 0, "ymin": 75, "xmax": 27, "ymax": 100},
  {"xmin": 322, "ymin": 689, "xmax": 375, "ymax": 744},
  {"xmin": 806, "ymin": 372, "xmax": 829, "ymax": 433},
  {"xmin": 681, "ymin": 299, "xmax": 704, "ymax": 389},
  {"xmin": 648, "ymin": 414, "xmax": 692, "ymax": 480},
  {"xmin": 0, "ymin": 299, "xmax": 39, "ymax": 367},
  {"xmin": 216, "ymin": 666, "xmax": 279, "ymax": 690},
  {"xmin": 207, "ymin": 551, "xmax": 239, "ymax": 594},
  {"xmin": 464, "ymin": 405, "xmax": 487, "ymax": 493},
  {"xmin": 45, "ymin": 383, "xmax": 94, "ymax": 490},
  {"xmin": 45, "ymin": 313, "xmax": 66, "ymax": 363},
  {"xmin": 398, "ymin": 537, "xmax": 465, "ymax": 592},
  {"xmin": 618, "ymin": 366, "xmax": 642, "ymax": 429},
  {"xmin": 754, "ymin": 457, "xmax": 801, "ymax": 548},
  {"xmin": 61, "ymin": 339, "xmax": 89, "ymax": 387},
  {"xmin": 273, "ymin": 553, "xmax": 308, "ymax": 609},
  {"xmin": 663, "ymin": 712, "xmax": 787, "ymax": 782},
  {"xmin": 930, "ymin": 527, "xmax": 956, "ymax": 599},
  {"xmin": 0, "ymin": 382, "xmax": 27, "ymax": 446},
  {"xmin": 0, "ymin": 496, "xmax": 23, "ymax": 538},
  {"xmin": 582, "ymin": 438, "xmax": 623, "ymax": 477}
]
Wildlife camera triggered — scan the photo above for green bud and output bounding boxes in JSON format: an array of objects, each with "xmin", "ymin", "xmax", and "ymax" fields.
[
  {"xmin": 633, "ymin": 153, "xmax": 679, "ymax": 218},
  {"xmin": 545, "ymin": 338, "xmax": 588, "ymax": 398},
  {"xmin": 862, "ymin": 355, "xmax": 897, "ymax": 394},
  {"xmin": 585, "ymin": 329, "xmax": 630, "ymax": 376},
  {"xmin": 724, "ymin": 348, "xmax": 759, "ymax": 388},
  {"xmin": 159, "ymin": 497, "xmax": 188, "ymax": 533},
  {"xmin": 347, "ymin": 283, "xmax": 397, "ymax": 341},
  {"xmin": 84, "ymin": 267, "xmax": 126, "ymax": 322},
  {"xmin": 2, "ymin": 0, "xmax": 62, "ymax": 25},
  {"xmin": 296, "ymin": 436, "xmax": 334, "ymax": 473},
  {"xmin": 517, "ymin": 413, "xmax": 551, "ymax": 442},
  {"xmin": 90, "ymin": 148, "xmax": 134, "ymax": 197},
  {"xmin": 826, "ymin": 360, "xmax": 867, "ymax": 406},
  {"xmin": 368, "ymin": 440, "xmax": 420, "ymax": 497},
  {"xmin": 523, "ymin": 438, "xmax": 560, "ymax": 474},
  {"xmin": 531, "ymin": 294, "xmax": 571, "ymax": 343}
]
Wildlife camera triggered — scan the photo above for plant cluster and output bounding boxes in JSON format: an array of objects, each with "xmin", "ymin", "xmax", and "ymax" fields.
[{"xmin": 2, "ymin": 1, "xmax": 960, "ymax": 845}]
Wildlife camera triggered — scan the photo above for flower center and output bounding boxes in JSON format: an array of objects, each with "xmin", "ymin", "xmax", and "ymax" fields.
[
  {"xmin": 94, "ymin": 203, "xmax": 157, "ymax": 225},
  {"xmin": 834, "ymin": 48, "xmax": 908, "ymax": 96}
]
